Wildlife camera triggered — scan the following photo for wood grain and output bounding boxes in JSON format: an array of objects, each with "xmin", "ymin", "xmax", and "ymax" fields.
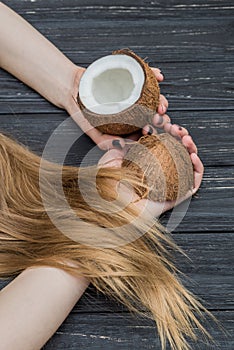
[
  {"xmin": 0, "ymin": 0, "xmax": 233, "ymax": 349},
  {"xmin": 1, "ymin": 59, "xmax": 234, "ymax": 112},
  {"xmin": 42, "ymin": 311, "xmax": 233, "ymax": 350}
]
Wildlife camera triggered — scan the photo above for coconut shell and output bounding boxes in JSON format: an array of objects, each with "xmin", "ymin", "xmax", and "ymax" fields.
[
  {"xmin": 77, "ymin": 49, "xmax": 160, "ymax": 135},
  {"xmin": 122, "ymin": 134, "xmax": 194, "ymax": 202}
]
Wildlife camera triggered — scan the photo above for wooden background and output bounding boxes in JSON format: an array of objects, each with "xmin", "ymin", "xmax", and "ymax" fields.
[{"xmin": 0, "ymin": 0, "xmax": 233, "ymax": 349}]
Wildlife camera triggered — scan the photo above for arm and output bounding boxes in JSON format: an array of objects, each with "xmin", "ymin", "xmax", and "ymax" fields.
[
  {"xmin": 0, "ymin": 2, "xmax": 100, "ymax": 146},
  {"xmin": 0, "ymin": 266, "xmax": 89, "ymax": 350},
  {"xmin": 0, "ymin": 2, "xmax": 80, "ymax": 109},
  {"xmin": 0, "ymin": 2, "xmax": 168, "ymax": 149}
]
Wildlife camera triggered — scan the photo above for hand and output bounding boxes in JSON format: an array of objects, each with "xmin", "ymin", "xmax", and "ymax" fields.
[
  {"xmin": 0, "ymin": 4, "xmax": 168, "ymax": 150},
  {"xmin": 98, "ymin": 124, "xmax": 204, "ymax": 217},
  {"xmin": 66, "ymin": 66, "xmax": 168, "ymax": 150},
  {"xmin": 126, "ymin": 68, "xmax": 170, "ymax": 141}
]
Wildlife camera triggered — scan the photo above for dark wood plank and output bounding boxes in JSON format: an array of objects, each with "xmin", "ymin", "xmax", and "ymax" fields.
[
  {"xmin": 42, "ymin": 311, "xmax": 233, "ymax": 350},
  {"xmin": 4, "ymin": 0, "xmax": 234, "ymax": 22},
  {"xmin": 0, "ymin": 113, "xmax": 233, "ymax": 232},
  {"xmin": 1, "ymin": 60, "xmax": 233, "ymax": 112},
  {"xmin": 1, "ymin": 2, "xmax": 233, "ymax": 113},
  {"xmin": 0, "ymin": 1, "xmax": 233, "ymax": 349},
  {"xmin": 0, "ymin": 111, "xmax": 233, "ymax": 166},
  {"xmin": 1, "ymin": 232, "xmax": 233, "ymax": 311},
  {"xmin": 162, "ymin": 165, "xmax": 234, "ymax": 232},
  {"xmin": 0, "ymin": 18, "xmax": 233, "ymax": 64}
]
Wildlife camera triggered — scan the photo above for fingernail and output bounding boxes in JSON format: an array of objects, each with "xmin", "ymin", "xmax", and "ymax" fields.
[
  {"xmin": 160, "ymin": 70, "xmax": 165, "ymax": 79},
  {"xmin": 112, "ymin": 139, "xmax": 122, "ymax": 149},
  {"xmin": 147, "ymin": 125, "xmax": 154, "ymax": 135}
]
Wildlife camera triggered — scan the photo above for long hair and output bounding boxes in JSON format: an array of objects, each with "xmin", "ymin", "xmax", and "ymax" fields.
[{"xmin": 0, "ymin": 132, "xmax": 212, "ymax": 350}]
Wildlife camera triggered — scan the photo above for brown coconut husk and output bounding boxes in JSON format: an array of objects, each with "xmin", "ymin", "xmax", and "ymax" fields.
[
  {"xmin": 122, "ymin": 134, "xmax": 194, "ymax": 202},
  {"xmin": 77, "ymin": 49, "xmax": 160, "ymax": 135}
]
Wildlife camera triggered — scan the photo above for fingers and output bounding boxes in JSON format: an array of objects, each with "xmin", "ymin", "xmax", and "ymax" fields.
[
  {"xmin": 190, "ymin": 153, "xmax": 204, "ymax": 194},
  {"xmin": 181, "ymin": 134, "xmax": 203, "ymax": 194},
  {"xmin": 179, "ymin": 135, "xmax": 203, "ymax": 194},
  {"xmin": 150, "ymin": 112, "xmax": 189, "ymax": 140},
  {"xmin": 143, "ymin": 113, "xmax": 197, "ymax": 159},
  {"xmin": 150, "ymin": 67, "xmax": 168, "ymax": 114},
  {"xmin": 173, "ymin": 125, "xmax": 189, "ymax": 138},
  {"xmin": 152, "ymin": 113, "xmax": 171, "ymax": 128},
  {"xmin": 158, "ymin": 94, "xmax": 169, "ymax": 115},
  {"xmin": 164, "ymin": 123, "xmax": 189, "ymax": 139},
  {"xmin": 181, "ymin": 135, "xmax": 198, "ymax": 154},
  {"xmin": 142, "ymin": 124, "xmax": 158, "ymax": 136},
  {"xmin": 72, "ymin": 117, "xmax": 126, "ymax": 151},
  {"xmin": 142, "ymin": 114, "xmax": 170, "ymax": 137},
  {"xmin": 150, "ymin": 67, "xmax": 164, "ymax": 82},
  {"xmin": 142, "ymin": 120, "xmax": 190, "ymax": 144},
  {"xmin": 191, "ymin": 152, "xmax": 204, "ymax": 176},
  {"xmin": 93, "ymin": 134, "xmax": 127, "ymax": 151}
]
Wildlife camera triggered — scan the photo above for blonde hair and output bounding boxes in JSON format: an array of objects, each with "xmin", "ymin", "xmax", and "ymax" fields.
[{"xmin": 0, "ymin": 132, "xmax": 212, "ymax": 350}]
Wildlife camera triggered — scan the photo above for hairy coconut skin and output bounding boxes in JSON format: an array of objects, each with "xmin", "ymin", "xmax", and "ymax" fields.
[
  {"xmin": 77, "ymin": 49, "xmax": 160, "ymax": 135},
  {"xmin": 122, "ymin": 134, "xmax": 194, "ymax": 202}
]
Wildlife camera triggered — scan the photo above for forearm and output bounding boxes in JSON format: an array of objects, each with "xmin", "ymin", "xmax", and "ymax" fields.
[
  {"xmin": 0, "ymin": 266, "xmax": 89, "ymax": 350},
  {"xmin": 0, "ymin": 2, "xmax": 83, "ymax": 109}
]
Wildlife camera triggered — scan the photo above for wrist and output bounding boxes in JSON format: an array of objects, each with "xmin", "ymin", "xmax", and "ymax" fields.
[{"xmin": 63, "ymin": 65, "xmax": 85, "ymax": 114}]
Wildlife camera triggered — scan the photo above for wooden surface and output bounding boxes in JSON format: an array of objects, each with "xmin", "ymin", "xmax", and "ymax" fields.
[{"xmin": 0, "ymin": 0, "xmax": 234, "ymax": 349}]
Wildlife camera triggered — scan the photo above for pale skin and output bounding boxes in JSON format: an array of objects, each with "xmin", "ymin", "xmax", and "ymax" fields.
[
  {"xmin": 0, "ymin": 2, "xmax": 168, "ymax": 150},
  {"xmin": 0, "ymin": 267, "xmax": 89, "ymax": 350},
  {"xmin": 98, "ymin": 122, "xmax": 203, "ymax": 217},
  {"xmin": 0, "ymin": 2, "xmax": 203, "ymax": 349}
]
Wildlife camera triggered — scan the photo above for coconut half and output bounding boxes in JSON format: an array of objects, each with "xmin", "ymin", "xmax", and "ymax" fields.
[
  {"xmin": 77, "ymin": 49, "xmax": 160, "ymax": 135},
  {"xmin": 122, "ymin": 134, "xmax": 194, "ymax": 202}
]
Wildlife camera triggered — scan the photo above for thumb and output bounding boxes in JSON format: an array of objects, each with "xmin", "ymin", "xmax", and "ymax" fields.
[{"xmin": 68, "ymin": 103, "xmax": 126, "ymax": 150}]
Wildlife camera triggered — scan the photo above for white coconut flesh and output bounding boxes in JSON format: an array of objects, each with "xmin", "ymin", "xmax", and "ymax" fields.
[{"xmin": 79, "ymin": 55, "xmax": 145, "ymax": 115}]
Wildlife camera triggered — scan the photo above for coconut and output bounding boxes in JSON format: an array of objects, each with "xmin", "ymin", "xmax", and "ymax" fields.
[
  {"xmin": 122, "ymin": 134, "xmax": 194, "ymax": 202},
  {"xmin": 77, "ymin": 49, "xmax": 160, "ymax": 135}
]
